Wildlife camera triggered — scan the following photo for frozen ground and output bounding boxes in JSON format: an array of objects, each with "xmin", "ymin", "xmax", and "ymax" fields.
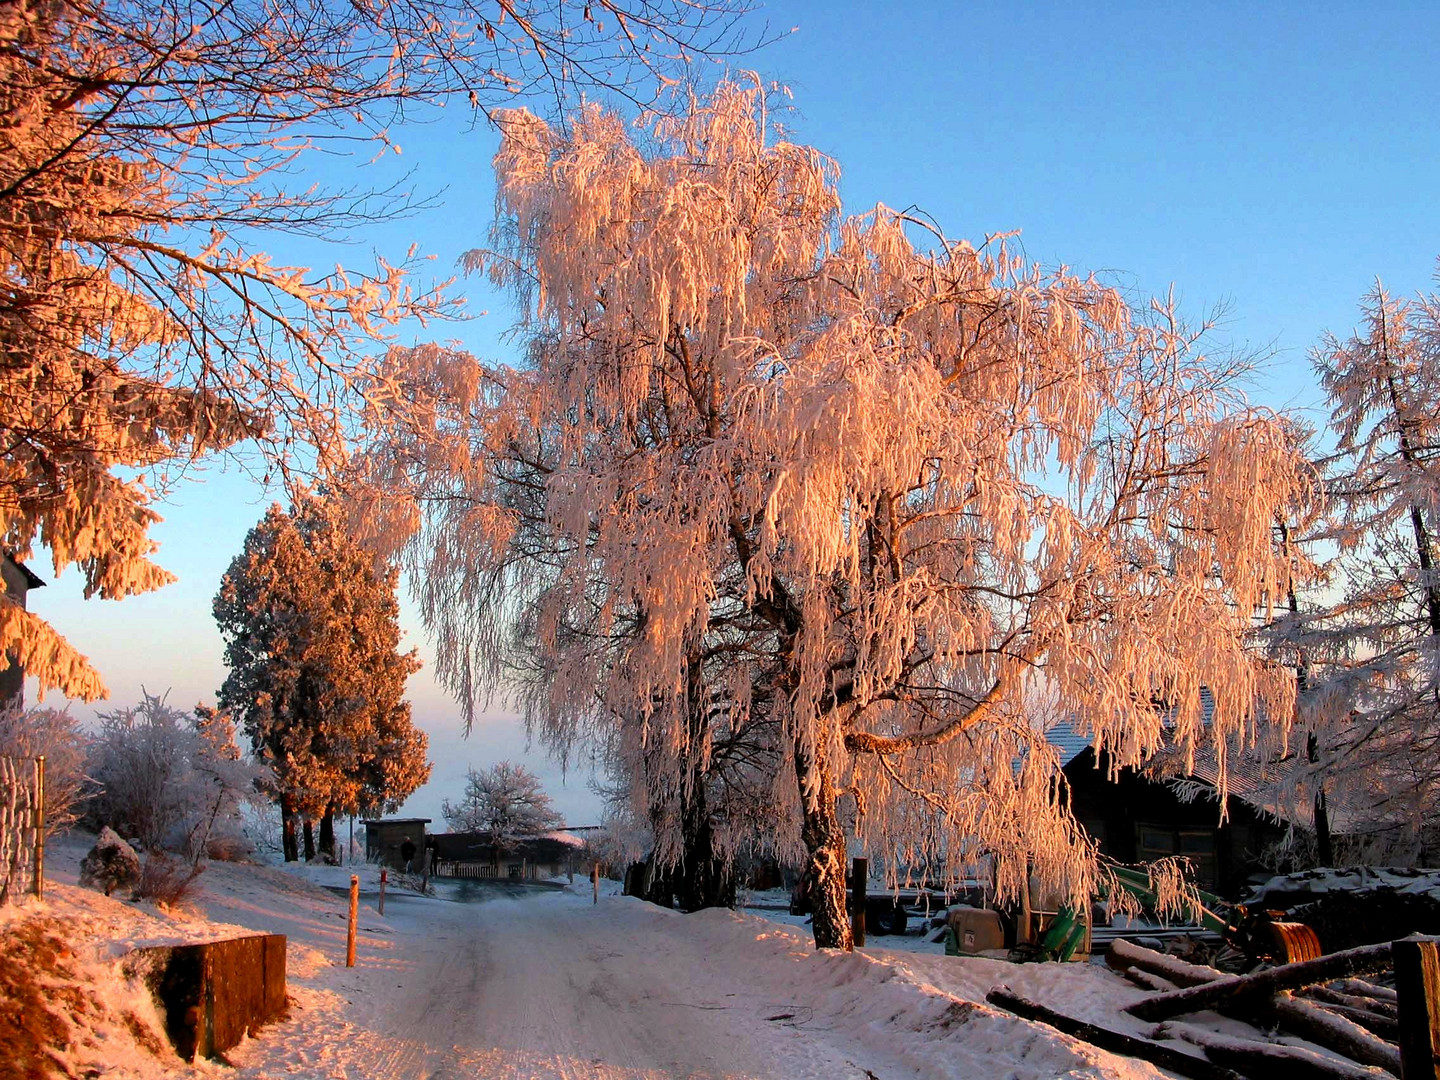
[{"xmin": 10, "ymin": 834, "xmax": 1299, "ymax": 1080}]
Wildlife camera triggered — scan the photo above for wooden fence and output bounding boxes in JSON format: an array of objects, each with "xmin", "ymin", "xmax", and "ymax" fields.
[
  {"xmin": 0, "ymin": 754, "xmax": 44, "ymax": 904},
  {"xmin": 434, "ymin": 861, "xmax": 501, "ymax": 880}
]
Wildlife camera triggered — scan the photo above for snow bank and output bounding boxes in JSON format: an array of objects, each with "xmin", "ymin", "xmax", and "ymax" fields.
[{"xmin": 680, "ymin": 907, "xmax": 1167, "ymax": 1079}]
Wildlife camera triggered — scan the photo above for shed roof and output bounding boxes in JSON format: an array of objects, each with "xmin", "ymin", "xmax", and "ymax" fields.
[{"xmin": 361, "ymin": 817, "xmax": 432, "ymax": 826}]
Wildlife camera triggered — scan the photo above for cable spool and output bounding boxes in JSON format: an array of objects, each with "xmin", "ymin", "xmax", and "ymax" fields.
[{"xmin": 1267, "ymin": 920, "xmax": 1323, "ymax": 964}]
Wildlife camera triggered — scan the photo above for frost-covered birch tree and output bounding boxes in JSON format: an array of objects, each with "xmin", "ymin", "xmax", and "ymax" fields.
[
  {"xmin": 0, "ymin": 0, "xmax": 765, "ymax": 703},
  {"xmin": 359, "ymin": 80, "xmax": 1313, "ymax": 948},
  {"xmin": 443, "ymin": 761, "xmax": 563, "ymax": 853},
  {"xmin": 1295, "ymin": 275, "xmax": 1440, "ymax": 860}
]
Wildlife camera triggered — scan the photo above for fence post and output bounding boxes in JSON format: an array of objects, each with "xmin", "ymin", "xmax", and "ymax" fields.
[
  {"xmin": 346, "ymin": 875, "xmax": 359, "ymax": 967},
  {"xmin": 32, "ymin": 756, "xmax": 45, "ymax": 900},
  {"xmin": 1396, "ymin": 935, "xmax": 1440, "ymax": 1080},
  {"xmin": 850, "ymin": 857, "xmax": 867, "ymax": 948},
  {"xmin": 378, "ymin": 869, "xmax": 387, "ymax": 916}
]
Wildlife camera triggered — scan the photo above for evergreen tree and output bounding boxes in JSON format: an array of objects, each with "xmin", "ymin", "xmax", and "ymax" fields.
[{"xmin": 215, "ymin": 493, "xmax": 429, "ymax": 861}]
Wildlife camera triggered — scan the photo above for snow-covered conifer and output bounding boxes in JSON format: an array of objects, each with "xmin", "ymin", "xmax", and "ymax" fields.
[{"xmin": 214, "ymin": 493, "xmax": 429, "ymax": 861}]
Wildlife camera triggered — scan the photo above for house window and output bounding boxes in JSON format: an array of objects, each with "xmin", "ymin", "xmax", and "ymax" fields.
[{"xmin": 1135, "ymin": 824, "xmax": 1219, "ymax": 890}]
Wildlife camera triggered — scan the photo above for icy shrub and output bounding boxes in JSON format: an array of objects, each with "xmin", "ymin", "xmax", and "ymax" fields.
[
  {"xmin": 78, "ymin": 827, "xmax": 141, "ymax": 896},
  {"xmin": 203, "ymin": 832, "xmax": 255, "ymax": 863},
  {"xmin": 85, "ymin": 692, "xmax": 259, "ymax": 856},
  {"xmin": 131, "ymin": 851, "xmax": 205, "ymax": 908},
  {"xmin": 0, "ymin": 704, "xmax": 88, "ymax": 837}
]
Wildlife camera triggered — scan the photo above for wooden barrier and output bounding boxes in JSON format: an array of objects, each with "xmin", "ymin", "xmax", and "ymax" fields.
[
  {"xmin": 1395, "ymin": 936, "xmax": 1440, "ymax": 1080},
  {"xmin": 125, "ymin": 934, "xmax": 287, "ymax": 1061},
  {"xmin": 0, "ymin": 754, "xmax": 43, "ymax": 904}
]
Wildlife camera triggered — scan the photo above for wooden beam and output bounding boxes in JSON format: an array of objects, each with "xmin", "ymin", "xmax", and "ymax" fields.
[{"xmin": 1394, "ymin": 936, "xmax": 1440, "ymax": 1080}]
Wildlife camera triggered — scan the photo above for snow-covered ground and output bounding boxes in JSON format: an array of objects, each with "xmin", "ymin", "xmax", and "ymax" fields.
[{"xmin": 7, "ymin": 833, "xmax": 1321, "ymax": 1079}]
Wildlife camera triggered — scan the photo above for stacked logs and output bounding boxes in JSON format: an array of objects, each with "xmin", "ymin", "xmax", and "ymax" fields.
[{"xmin": 986, "ymin": 936, "xmax": 1438, "ymax": 1080}]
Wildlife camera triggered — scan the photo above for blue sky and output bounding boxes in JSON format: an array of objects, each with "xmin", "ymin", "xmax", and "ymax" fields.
[{"xmin": 27, "ymin": 1, "xmax": 1440, "ymax": 829}]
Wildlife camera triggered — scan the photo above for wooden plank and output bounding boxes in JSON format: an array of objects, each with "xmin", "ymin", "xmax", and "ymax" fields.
[
  {"xmin": 1394, "ymin": 936, "xmax": 1440, "ymax": 1080},
  {"xmin": 126, "ymin": 933, "xmax": 287, "ymax": 1060},
  {"xmin": 1126, "ymin": 941, "xmax": 1394, "ymax": 1022},
  {"xmin": 984, "ymin": 987, "xmax": 1244, "ymax": 1080}
]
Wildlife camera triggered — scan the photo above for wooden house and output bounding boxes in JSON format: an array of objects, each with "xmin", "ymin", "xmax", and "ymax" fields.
[
  {"xmin": 1, "ymin": 553, "xmax": 44, "ymax": 709},
  {"xmin": 1054, "ymin": 723, "xmax": 1293, "ymax": 899},
  {"xmin": 431, "ymin": 830, "xmax": 584, "ymax": 881}
]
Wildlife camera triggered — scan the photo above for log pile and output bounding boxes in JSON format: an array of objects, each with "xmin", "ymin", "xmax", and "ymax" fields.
[{"xmin": 985, "ymin": 936, "xmax": 1438, "ymax": 1080}]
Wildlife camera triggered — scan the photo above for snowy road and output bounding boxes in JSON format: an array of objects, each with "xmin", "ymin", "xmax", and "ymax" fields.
[
  {"xmin": 221, "ymin": 879, "xmax": 1164, "ymax": 1080},
  {"xmin": 234, "ymin": 891, "xmax": 900, "ymax": 1080}
]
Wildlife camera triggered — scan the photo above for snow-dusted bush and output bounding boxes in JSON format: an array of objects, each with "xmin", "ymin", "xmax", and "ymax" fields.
[
  {"xmin": 85, "ymin": 692, "xmax": 259, "ymax": 857},
  {"xmin": 0, "ymin": 704, "xmax": 88, "ymax": 837},
  {"xmin": 78, "ymin": 827, "xmax": 141, "ymax": 896},
  {"xmin": 131, "ymin": 851, "xmax": 205, "ymax": 908}
]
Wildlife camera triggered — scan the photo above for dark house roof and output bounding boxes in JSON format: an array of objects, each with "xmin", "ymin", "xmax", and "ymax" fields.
[
  {"xmin": 433, "ymin": 831, "xmax": 581, "ymax": 864},
  {"xmin": 361, "ymin": 817, "xmax": 432, "ymax": 826},
  {"xmin": 1047, "ymin": 690, "xmax": 1333, "ymax": 830},
  {"xmin": 3, "ymin": 553, "xmax": 45, "ymax": 591}
]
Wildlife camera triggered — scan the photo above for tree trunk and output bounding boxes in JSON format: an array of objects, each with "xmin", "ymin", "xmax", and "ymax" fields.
[
  {"xmin": 318, "ymin": 806, "xmax": 336, "ymax": 864},
  {"xmin": 1271, "ymin": 994, "xmax": 1402, "ymax": 1074},
  {"xmin": 1284, "ymin": 520, "xmax": 1334, "ymax": 869},
  {"xmin": 303, "ymin": 818, "xmax": 315, "ymax": 862},
  {"xmin": 794, "ymin": 736, "xmax": 852, "ymax": 951},
  {"xmin": 1161, "ymin": 1021, "xmax": 1392, "ymax": 1080},
  {"xmin": 674, "ymin": 794, "xmax": 736, "ymax": 912},
  {"xmin": 281, "ymin": 797, "xmax": 298, "ymax": 863}
]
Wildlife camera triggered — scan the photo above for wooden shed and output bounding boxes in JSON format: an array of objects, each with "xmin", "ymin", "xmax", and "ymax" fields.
[{"xmin": 361, "ymin": 817, "xmax": 432, "ymax": 871}]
